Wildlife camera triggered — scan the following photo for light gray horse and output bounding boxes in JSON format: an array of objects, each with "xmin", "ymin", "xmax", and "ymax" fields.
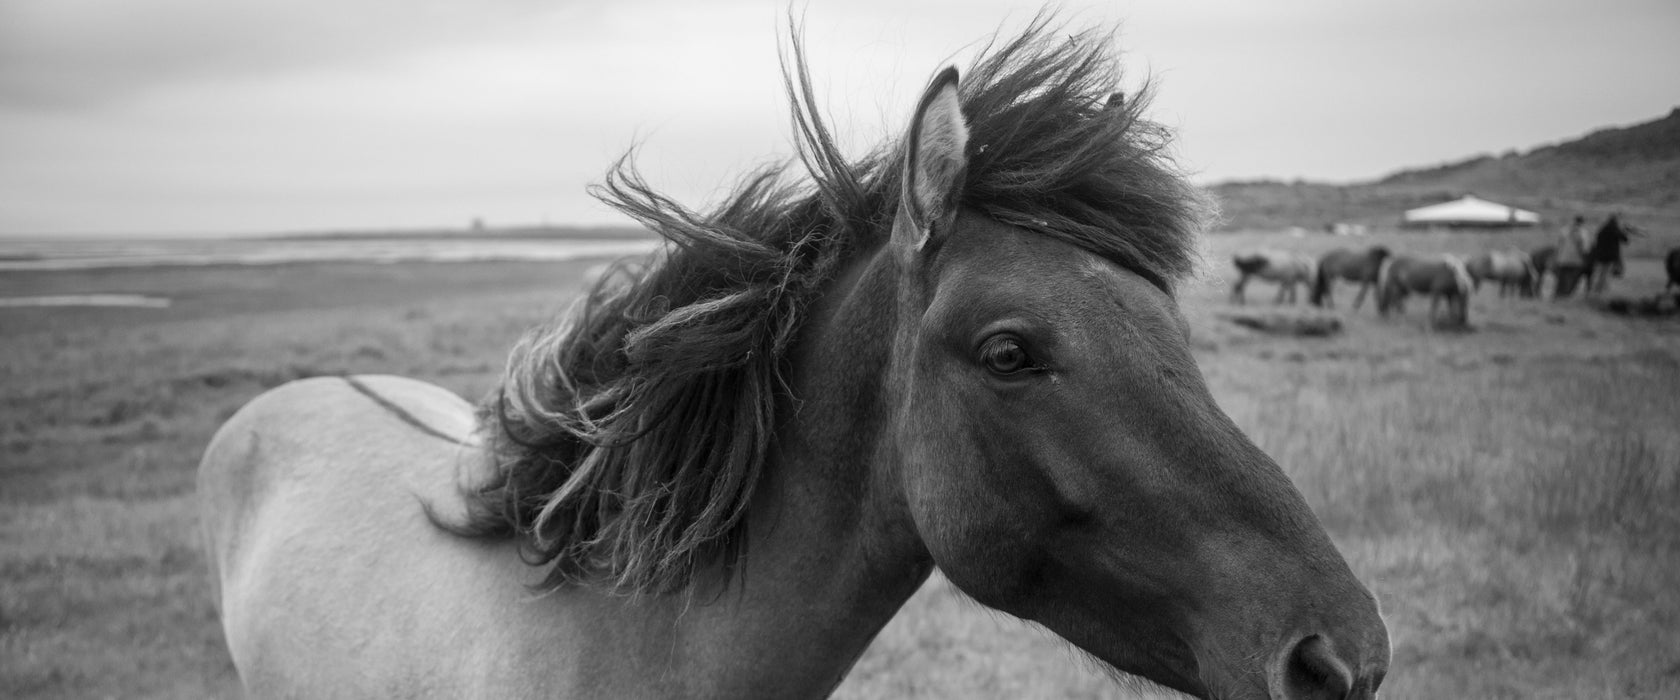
[
  {"xmin": 1465, "ymin": 249, "xmax": 1538, "ymax": 298},
  {"xmin": 1231, "ymin": 249, "xmax": 1318, "ymax": 305}
]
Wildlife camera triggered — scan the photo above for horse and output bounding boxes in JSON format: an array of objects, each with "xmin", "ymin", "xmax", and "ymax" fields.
[
  {"xmin": 1310, "ymin": 246, "xmax": 1391, "ymax": 309},
  {"xmin": 1584, "ymin": 214, "xmax": 1633, "ymax": 294},
  {"xmin": 198, "ymin": 20, "xmax": 1388, "ymax": 700},
  {"xmin": 1667, "ymin": 248, "xmax": 1680, "ymax": 292},
  {"xmin": 1230, "ymin": 250, "xmax": 1317, "ymax": 305},
  {"xmin": 1376, "ymin": 253, "xmax": 1474, "ymax": 327},
  {"xmin": 1464, "ymin": 249, "xmax": 1538, "ymax": 298}
]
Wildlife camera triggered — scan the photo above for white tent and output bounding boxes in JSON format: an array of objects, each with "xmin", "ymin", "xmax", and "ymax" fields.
[{"xmin": 1402, "ymin": 195, "xmax": 1540, "ymax": 227}]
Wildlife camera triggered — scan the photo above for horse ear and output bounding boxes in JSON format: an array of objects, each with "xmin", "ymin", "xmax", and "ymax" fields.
[{"xmin": 896, "ymin": 66, "xmax": 968, "ymax": 251}]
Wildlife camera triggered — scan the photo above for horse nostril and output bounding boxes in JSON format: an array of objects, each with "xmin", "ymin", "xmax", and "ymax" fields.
[{"xmin": 1280, "ymin": 634, "xmax": 1354, "ymax": 700}]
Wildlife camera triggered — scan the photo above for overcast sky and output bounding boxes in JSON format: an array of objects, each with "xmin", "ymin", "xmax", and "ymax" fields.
[{"xmin": 2, "ymin": 0, "xmax": 1677, "ymax": 236}]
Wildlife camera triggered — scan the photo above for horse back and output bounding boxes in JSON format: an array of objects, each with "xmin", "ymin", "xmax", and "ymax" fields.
[
  {"xmin": 197, "ymin": 376, "xmax": 582, "ymax": 698},
  {"xmin": 1232, "ymin": 253, "xmax": 1270, "ymax": 275},
  {"xmin": 1320, "ymin": 248, "xmax": 1381, "ymax": 282},
  {"xmin": 197, "ymin": 376, "xmax": 853, "ymax": 698},
  {"xmin": 1386, "ymin": 255, "xmax": 1461, "ymax": 295},
  {"xmin": 1235, "ymin": 250, "xmax": 1312, "ymax": 280},
  {"xmin": 198, "ymin": 376, "xmax": 480, "ymax": 595},
  {"xmin": 1464, "ymin": 252, "xmax": 1493, "ymax": 279}
]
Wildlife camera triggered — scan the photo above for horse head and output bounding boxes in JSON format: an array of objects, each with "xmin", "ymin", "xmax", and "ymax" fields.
[{"xmin": 875, "ymin": 62, "xmax": 1389, "ymax": 700}]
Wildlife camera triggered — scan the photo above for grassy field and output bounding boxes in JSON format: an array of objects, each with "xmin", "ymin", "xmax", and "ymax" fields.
[{"xmin": 2, "ymin": 228, "xmax": 1677, "ymax": 699}]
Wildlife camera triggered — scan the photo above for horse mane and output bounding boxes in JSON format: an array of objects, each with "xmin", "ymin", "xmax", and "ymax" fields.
[
  {"xmin": 1375, "ymin": 256, "xmax": 1399, "ymax": 309},
  {"xmin": 442, "ymin": 15, "xmax": 1206, "ymax": 595},
  {"xmin": 1443, "ymin": 254, "xmax": 1474, "ymax": 297}
]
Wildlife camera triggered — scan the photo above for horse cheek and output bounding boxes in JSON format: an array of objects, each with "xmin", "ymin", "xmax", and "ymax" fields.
[{"xmin": 899, "ymin": 400, "xmax": 1051, "ymax": 608}]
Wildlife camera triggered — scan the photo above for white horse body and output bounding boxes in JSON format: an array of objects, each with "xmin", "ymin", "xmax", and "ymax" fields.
[
  {"xmin": 1466, "ymin": 249, "xmax": 1537, "ymax": 297},
  {"xmin": 201, "ymin": 377, "xmax": 574, "ymax": 698},
  {"xmin": 1230, "ymin": 250, "xmax": 1317, "ymax": 305},
  {"xmin": 199, "ymin": 376, "xmax": 903, "ymax": 699}
]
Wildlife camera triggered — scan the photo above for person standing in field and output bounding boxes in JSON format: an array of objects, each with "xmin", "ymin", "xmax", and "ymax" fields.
[
  {"xmin": 1586, "ymin": 213, "xmax": 1639, "ymax": 294},
  {"xmin": 1553, "ymin": 215, "xmax": 1591, "ymax": 298}
]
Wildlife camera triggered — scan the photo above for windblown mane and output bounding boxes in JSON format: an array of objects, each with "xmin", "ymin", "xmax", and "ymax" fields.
[{"xmin": 445, "ymin": 16, "xmax": 1207, "ymax": 595}]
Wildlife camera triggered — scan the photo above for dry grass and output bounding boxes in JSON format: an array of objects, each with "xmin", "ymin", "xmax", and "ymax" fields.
[
  {"xmin": 2, "ymin": 230, "xmax": 1678, "ymax": 699},
  {"xmin": 1, "ymin": 261, "xmax": 578, "ymax": 699}
]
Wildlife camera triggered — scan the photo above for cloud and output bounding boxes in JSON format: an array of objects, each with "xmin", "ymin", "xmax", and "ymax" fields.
[
  {"xmin": 7, "ymin": 0, "xmax": 1677, "ymax": 234},
  {"xmin": 0, "ymin": 0, "xmax": 574, "ymax": 110}
]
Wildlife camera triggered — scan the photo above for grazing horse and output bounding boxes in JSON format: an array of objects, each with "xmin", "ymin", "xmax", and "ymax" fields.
[
  {"xmin": 1310, "ymin": 246, "xmax": 1391, "ymax": 309},
  {"xmin": 1230, "ymin": 250, "xmax": 1317, "ymax": 305},
  {"xmin": 199, "ymin": 21, "xmax": 1388, "ymax": 700},
  {"xmin": 1377, "ymin": 253, "xmax": 1474, "ymax": 327},
  {"xmin": 1465, "ymin": 249, "xmax": 1538, "ymax": 298}
]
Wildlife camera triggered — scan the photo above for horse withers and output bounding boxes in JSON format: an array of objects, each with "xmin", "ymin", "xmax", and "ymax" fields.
[
  {"xmin": 1465, "ymin": 249, "xmax": 1538, "ymax": 298},
  {"xmin": 1377, "ymin": 253, "xmax": 1474, "ymax": 327},
  {"xmin": 199, "ymin": 20, "xmax": 1388, "ymax": 700},
  {"xmin": 1311, "ymin": 246, "xmax": 1391, "ymax": 310},
  {"xmin": 1231, "ymin": 250, "xmax": 1317, "ymax": 305}
]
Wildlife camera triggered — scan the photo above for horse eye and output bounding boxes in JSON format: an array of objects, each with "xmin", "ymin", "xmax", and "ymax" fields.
[{"xmin": 980, "ymin": 336, "xmax": 1032, "ymax": 375}]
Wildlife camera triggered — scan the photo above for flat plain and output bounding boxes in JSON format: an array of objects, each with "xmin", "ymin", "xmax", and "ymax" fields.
[{"xmin": 2, "ymin": 228, "xmax": 1677, "ymax": 699}]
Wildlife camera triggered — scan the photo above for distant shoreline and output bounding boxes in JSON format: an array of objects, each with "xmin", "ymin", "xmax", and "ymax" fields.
[
  {"xmin": 0, "ymin": 224, "xmax": 657, "ymax": 243},
  {"xmin": 0, "ymin": 236, "xmax": 662, "ymax": 272},
  {"xmin": 263, "ymin": 224, "xmax": 657, "ymax": 242}
]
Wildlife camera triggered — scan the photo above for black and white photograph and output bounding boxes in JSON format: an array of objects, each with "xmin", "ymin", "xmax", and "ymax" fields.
[{"xmin": 3, "ymin": 1, "xmax": 1678, "ymax": 698}]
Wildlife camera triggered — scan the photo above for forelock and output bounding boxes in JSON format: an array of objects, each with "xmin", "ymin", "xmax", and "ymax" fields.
[{"xmin": 954, "ymin": 17, "xmax": 1209, "ymax": 291}]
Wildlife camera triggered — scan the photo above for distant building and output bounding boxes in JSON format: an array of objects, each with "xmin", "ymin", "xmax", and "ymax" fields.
[
  {"xmin": 1328, "ymin": 222, "xmax": 1369, "ymax": 236},
  {"xmin": 1402, "ymin": 195, "xmax": 1540, "ymax": 229}
]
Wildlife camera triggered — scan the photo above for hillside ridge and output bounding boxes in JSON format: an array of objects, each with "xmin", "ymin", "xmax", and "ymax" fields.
[{"xmin": 1210, "ymin": 108, "xmax": 1680, "ymax": 232}]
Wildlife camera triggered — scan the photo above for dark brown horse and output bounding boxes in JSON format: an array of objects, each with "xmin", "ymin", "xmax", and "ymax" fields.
[
  {"xmin": 1377, "ymin": 254, "xmax": 1474, "ymax": 327},
  {"xmin": 1666, "ymin": 248, "xmax": 1680, "ymax": 292},
  {"xmin": 1311, "ymin": 246, "xmax": 1392, "ymax": 309},
  {"xmin": 199, "ymin": 19, "xmax": 1388, "ymax": 700}
]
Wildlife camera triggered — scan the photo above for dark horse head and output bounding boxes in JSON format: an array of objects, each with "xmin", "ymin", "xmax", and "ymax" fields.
[
  {"xmin": 880, "ymin": 72, "xmax": 1389, "ymax": 698},
  {"xmin": 459, "ymin": 17, "xmax": 1389, "ymax": 700}
]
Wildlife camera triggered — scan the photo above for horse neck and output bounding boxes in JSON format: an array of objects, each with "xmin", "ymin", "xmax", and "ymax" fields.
[{"xmin": 618, "ymin": 241, "xmax": 930, "ymax": 699}]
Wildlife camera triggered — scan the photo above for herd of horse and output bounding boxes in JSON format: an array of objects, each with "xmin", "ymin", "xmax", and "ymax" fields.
[
  {"xmin": 1231, "ymin": 246, "xmax": 1476, "ymax": 327},
  {"xmin": 1231, "ymin": 233, "xmax": 1674, "ymax": 327}
]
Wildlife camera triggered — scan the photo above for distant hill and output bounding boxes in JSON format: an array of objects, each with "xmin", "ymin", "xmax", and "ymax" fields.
[{"xmin": 1208, "ymin": 108, "xmax": 1680, "ymax": 233}]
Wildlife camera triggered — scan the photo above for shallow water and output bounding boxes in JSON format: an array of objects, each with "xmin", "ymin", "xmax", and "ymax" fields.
[
  {"xmin": 0, "ymin": 237, "xmax": 662, "ymax": 272},
  {"xmin": 0, "ymin": 294, "xmax": 172, "ymax": 308}
]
